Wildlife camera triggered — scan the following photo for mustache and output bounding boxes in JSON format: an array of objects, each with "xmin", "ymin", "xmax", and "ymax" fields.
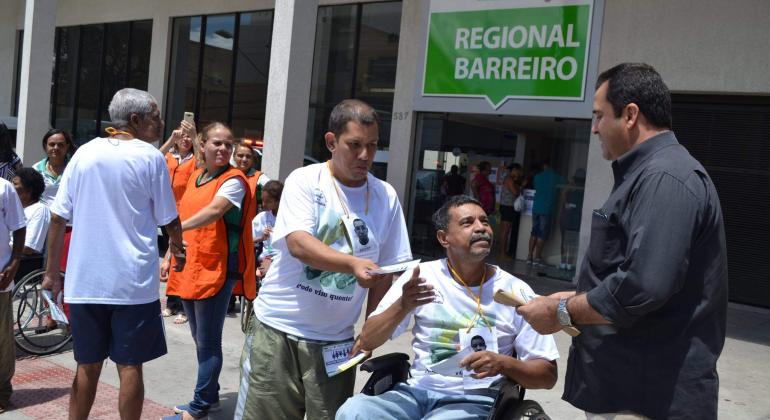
[{"xmin": 470, "ymin": 232, "xmax": 492, "ymax": 244}]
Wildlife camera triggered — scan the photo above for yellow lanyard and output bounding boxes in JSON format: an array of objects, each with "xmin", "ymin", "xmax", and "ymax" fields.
[
  {"xmin": 447, "ymin": 259, "xmax": 493, "ymax": 332},
  {"xmin": 104, "ymin": 127, "xmax": 133, "ymax": 138},
  {"xmin": 326, "ymin": 160, "xmax": 369, "ymax": 217}
]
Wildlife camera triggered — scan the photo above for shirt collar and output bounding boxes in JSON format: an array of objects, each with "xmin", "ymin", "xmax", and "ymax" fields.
[{"xmin": 611, "ymin": 131, "xmax": 678, "ymax": 188}]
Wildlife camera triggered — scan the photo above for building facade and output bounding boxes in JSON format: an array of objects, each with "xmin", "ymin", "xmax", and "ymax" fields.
[{"xmin": 2, "ymin": 0, "xmax": 769, "ymax": 307}]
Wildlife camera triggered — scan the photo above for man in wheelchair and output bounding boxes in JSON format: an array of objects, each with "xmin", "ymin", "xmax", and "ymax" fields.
[{"xmin": 337, "ymin": 195, "xmax": 558, "ymax": 419}]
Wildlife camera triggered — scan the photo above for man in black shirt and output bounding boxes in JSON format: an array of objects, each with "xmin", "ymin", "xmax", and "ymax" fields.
[{"xmin": 518, "ymin": 63, "xmax": 728, "ymax": 420}]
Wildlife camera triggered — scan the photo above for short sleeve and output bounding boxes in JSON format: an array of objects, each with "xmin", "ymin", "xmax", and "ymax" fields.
[
  {"xmin": 24, "ymin": 205, "xmax": 50, "ymax": 252},
  {"xmin": 2, "ymin": 182, "xmax": 26, "ymax": 232},
  {"xmin": 370, "ymin": 268, "xmax": 414, "ymax": 339},
  {"xmin": 150, "ymin": 153, "xmax": 179, "ymax": 226},
  {"xmin": 50, "ymin": 155, "xmax": 76, "ymax": 221},
  {"xmin": 511, "ymin": 282, "xmax": 560, "ymax": 362},
  {"xmin": 252, "ymin": 212, "xmax": 266, "ymax": 240},
  {"xmin": 272, "ymin": 168, "xmax": 318, "ymax": 244},
  {"xmin": 376, "ymin": 188, "xmax": 412, "ymax": 266},
  {"xmin": 215, "ymin": 178, "xmax": 247, "ymax": 209}
]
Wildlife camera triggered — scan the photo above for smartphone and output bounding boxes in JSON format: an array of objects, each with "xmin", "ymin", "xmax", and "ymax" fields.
[{"xmin": 183, "ymin": 112, "xmax": 195, "ymax": 125}]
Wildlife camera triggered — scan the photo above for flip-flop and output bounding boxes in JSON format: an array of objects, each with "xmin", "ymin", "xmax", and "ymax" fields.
[
  {"xmin": 162, "ymin": 308, "xmax": 174, "ymax": 317},
  {"xmin": 174, "ymin": 314, "xmax": 188, "ymax": 324}
]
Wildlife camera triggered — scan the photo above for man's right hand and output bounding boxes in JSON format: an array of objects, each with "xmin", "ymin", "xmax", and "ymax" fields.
[
  {"xmin": 351, "ymin": 258, "xmax": 384, "ymax": 289},
  {"xmin": 42, "ymin": 271, "xmax": 63, "ymax": 298},
  {"xmin": 399, "ymin": 266, "xmax": 434, "ymax": 312}
]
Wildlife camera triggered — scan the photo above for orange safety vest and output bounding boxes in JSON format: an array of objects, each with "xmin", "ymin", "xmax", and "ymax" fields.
[
  {"xmin": 165, "ymin": 153, "xmax": 197, "ymax": 204},
  {"xmin": 167, "ymin": 166, "xmax": 257, "ymax": 300}
]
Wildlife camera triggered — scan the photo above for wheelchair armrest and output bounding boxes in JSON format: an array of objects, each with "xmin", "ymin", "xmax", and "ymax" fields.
[{"xmin": 360, "ymin": 352, "xmax": 410, "ymax": 373}]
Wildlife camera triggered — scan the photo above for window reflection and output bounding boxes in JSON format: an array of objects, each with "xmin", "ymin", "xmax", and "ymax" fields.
[
  {"xmin": 231, "ymin": 11, "xmax": 272, "ymax": 140},
  {"xmin": 166, "ymin": 17, "xmax": 202, "ymax": 132},
  {"xmin": 199, "ymin": 14, "xmax": 235, "ymax": 125}
]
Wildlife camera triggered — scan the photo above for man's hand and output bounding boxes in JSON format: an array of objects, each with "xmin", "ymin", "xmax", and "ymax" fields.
[
  {"xmin": 549, "ymin": 291, "xmax": 576, "ymax": 300},
  {"xmin": 160, "ymin": 259, "xmax": 170, "ymax": 282},
  {"xmin": 169, "ymin": 239, "xmax": 187, "ymax": 272},
  {"xmin": 460, "ymin": 351, "xmax": 506, "ymax": 379},
  {"xmin": 351, "ymin": 258, "xmax": 384, "ymax": 288},
  {"xmin": 516, "ymin": 296, "xmax": 562, "ymax": 335},
  {"xmin": 399, "ymin": 266, "xmax": 434, "ymax": 312},
  {"xmin": 0, "ymin": 259, "xmax": 20, "ymax": 290},
  {"xmin": 42, "ymin": 271, "xmax": 63, "ymax": 298}
]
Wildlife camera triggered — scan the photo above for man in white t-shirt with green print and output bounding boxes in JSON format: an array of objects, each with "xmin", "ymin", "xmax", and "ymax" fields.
[
  {"xmin": 336, "ymin": 195, "xmax": 559, "ymax": 420},
  {"xmin": 235, "ymin": 99, "xmax": 412, "ymax": 420}
]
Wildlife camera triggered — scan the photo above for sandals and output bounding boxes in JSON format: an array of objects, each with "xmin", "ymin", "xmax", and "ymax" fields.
[
  {"xmin": 162, "ymin": 308, "xmax": 174, "ymax": 317},
  {"xmin": 174, "ymin": 314, "xmax": 188, "ymax": 324}
]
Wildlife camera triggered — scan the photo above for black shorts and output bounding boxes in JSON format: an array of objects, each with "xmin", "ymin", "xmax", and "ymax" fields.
[
  {"xmin": 69, "ymin": 300, "xmax": 167, "ymax": 365},
  {"xmin": 500, "ymin": 205, "xmax": 518, "ymax": 222}
]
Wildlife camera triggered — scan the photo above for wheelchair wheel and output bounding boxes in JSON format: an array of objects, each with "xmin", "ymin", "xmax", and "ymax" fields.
[
  {"xmin": 12, "ymin": 269, "xmax": 72, "ymax": 356},
  {"xmin": 511, "ymin": 400, "xmax": 550, "ymax": 420},
  {"xmin": 240, "ymin": 296, "xmax": 253, "ymax": 333}
]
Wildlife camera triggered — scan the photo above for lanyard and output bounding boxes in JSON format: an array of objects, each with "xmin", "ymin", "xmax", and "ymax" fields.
[
  {"xmin": 447, "ymin": 259, "xmax": 493, "ymax": 332},
  {"xmin": 104, "ymin": 127, "xmax": 133, "ymax": 138},
  {"xmin": 326, "ymin": 160, "xmax": 369, "ymax": 217}
]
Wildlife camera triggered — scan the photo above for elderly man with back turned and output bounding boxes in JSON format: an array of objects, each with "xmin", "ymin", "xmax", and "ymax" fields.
[
  {"xmin": 235, "ymin": 99, "xmax": 412, "ymax": 420},
  {"xmin": 518, "ymin": 63, "xmax": 728, "ymax": 420},
  {"xmin": 43, "ymin": 88, "xmax": 186, "ymax": 420}
]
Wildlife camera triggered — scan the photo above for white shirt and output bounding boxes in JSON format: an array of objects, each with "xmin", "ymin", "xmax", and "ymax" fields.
[
  {"xmin": 22, "ymin": 202, "xmax": 50, "ymax": 253},
  {"xmin": 215, "ymin": 177, "xmax": 246, "ymax": 209},
  {"xmin": 252, "ymin": 210, "xmax": 276, "ymax": 261},
  {"xmin": 51, "ymin": 137, "xmax": 178, "ymax": 304},
  {"xmin": 372, "ymin": 259, "xmax": 560, "ymax": 395},
  {"xmin": 0, "ymin": 178, "xmax": 27, "ymax": 292},
  {"xmin": 255, "ymin": 163, "xmax": 412, "ymax": 341}
]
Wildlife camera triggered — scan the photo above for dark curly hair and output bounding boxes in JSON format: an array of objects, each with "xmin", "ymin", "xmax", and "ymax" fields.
[{"xmin": 14, "ymin": 167, "xmax": 46, "ymax": 203}]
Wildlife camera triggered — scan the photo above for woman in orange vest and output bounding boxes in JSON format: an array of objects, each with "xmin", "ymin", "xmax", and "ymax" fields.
[
  {"xmin": 159, "ymin": 120, "xmax": 197, "ymax": 324},
  {"xmin": 163, "ymin": 122, "xmax": 256, "ymax": 420}
]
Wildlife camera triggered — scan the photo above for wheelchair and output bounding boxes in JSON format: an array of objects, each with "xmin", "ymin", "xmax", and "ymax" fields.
[
  {"xmin": 12, "ymin": 267, "xmax": 72, "ymax": 356},
  {"xmin": 359, "ymin": 353, "xmax": 550, "ymax": 420}
]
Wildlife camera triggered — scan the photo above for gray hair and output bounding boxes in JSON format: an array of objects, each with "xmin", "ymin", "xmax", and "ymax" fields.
[
  {"xmin": 328, "ymin": 99, "xmax": 380, "ymax": 137},
  {"xmin": 432, "ymin": 194, "xmax": 484, "ymax": 231},
  {"xmin": 108, "ymin": 88, "xmax": 157, "ymax": 128}
]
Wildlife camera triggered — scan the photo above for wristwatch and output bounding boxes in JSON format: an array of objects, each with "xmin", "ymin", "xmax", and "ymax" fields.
[{"xmin": 557, "ymin": 298, "xmax": 573, "ymax": 328}]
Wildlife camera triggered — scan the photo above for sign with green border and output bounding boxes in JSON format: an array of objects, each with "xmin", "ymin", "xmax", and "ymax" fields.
[{"xmin": 422, "ymin": 1, "xmax": 593, "ymax": 109}]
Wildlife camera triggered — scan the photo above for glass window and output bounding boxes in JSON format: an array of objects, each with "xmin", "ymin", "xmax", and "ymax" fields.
[
  {"xmin": 129, "ymin": 21, "xmax": 153, "ymax": 90},
  {"xmin": 53, "ymin": 26, "xmax": 80, "ymax": 132},
  {"xmin": 100, "ymin": 22, "xmax": 130, "ymax": 129},
  {"xmin": 166, "ymin": 16, "xmax": 202, "ymax": 132},
  {"xmin": 231, "ymin": 11, "xmax": 273, "ymax": 139},
  {"xmin": 198, "ymin": 14, "xmax": 236, "ymax": 125},
  {"xmin": 305, "ymin": 2, "xmax": 402, "ymax": 180},
  {"xmin": 12, "ymin": 31, "xmax": 23, "ymax": 117},
  {"xmin": 74, "ymin": 24, "xmax": 104, "ymax": 144}
]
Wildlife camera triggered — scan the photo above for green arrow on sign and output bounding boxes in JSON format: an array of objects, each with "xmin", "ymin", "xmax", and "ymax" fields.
[{"xmin": 422, "ymin": 4, "xmax": 592, "ymax": 109}]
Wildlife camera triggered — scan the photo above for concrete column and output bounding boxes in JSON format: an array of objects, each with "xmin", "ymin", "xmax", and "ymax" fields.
[
  {"xmin": 16, "ymin": 0, "xmax": 57, "ymax": 165},
  {"xmin": 147, "ymin": 14, "xmax": 171, "ymax": 113},
  {"xmin": 261, "ymin": 0, "xmax": 318, "ymax": 181},
  {"xmin": 385, "ymin": 0, "xmax": 424, "ymax": 207},
  {"xmin": 0, "ymin": 0, "xmax": 21, "ymax": 116}
]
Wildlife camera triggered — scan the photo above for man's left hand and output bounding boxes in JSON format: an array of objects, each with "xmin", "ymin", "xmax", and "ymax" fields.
[
  {"xmin": 516, "ymin": 296, "xmax": 562, "ymax": 335},
  {"xmin": 460, "ymin": 351, "xmax": 505, "ymax": 379}
]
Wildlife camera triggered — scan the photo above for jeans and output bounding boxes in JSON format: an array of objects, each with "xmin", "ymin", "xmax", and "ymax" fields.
[
  {"xmin": 336, "ymin": 383, "xmax": 494, "ymax": 420},
  {"xmin": 181, "ymin": 275, "xmax": 237, "ymax": 418}
]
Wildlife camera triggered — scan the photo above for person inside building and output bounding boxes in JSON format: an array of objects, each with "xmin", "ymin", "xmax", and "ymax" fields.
[
  {"xmin": 33, "ymin": 129, "xmax": 77, "ymax": 206},
  {"xmin": 0, "ymin": 177, "xmax": 26, "ymax": 415},
  {"xmin": 558, "ymin": 168, "xmax": 585, "ymax": 271},
  {"xmin": 159, "ymin": 119, "xmax": 197, "ymax": 325},
  {"xmin": 164, "ymin": 122, "xmax": 256, "ymax": 420},
  {"xmin": 517, "ymin": 63, "xmax": 728, "ymax": 420},
  {"xmin": 336, "ymin": 195, "xmax": 558, "ymax": 420},
  {"xmin": 235, "ymin": 99, "xmax": 412, "ymax": 420},
  {"xmin": 11, "ymin": 168, "xmax": 50, "ymax": 280},
  {"xmin": 499, "ymin": 163, "xmax": 523, "ymax": 259},
  {"xmin": 526, "ymin": 160, "xmax": 564, "ymax": 267},
  {"xmin": 42, "ymin": 88, "xmax": 185, "ymax": 420},
  {"xmin": 470, "ymin": 161, "xmax": 495, "ymax": 215},
  {"xmin": 0, "ymin": 123, "xmax": 22, "ymax": 182},
  {"xmin": 441, "ymin": 164, "xmax": 466, "ymax": 198}
]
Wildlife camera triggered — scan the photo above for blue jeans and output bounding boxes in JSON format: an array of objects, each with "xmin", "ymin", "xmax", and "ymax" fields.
[
  {"xmin": 181, "ymin": 275, "xmax": 237, "ymax": 418},
  {"xmin": 336, "ymin": 383, "xmax": 494, "ymax": 420}
]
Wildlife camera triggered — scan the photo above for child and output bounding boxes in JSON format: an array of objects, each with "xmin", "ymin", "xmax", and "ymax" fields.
[{"xmin": 252, "ymin": 180, "xmax": 283, "ymax": 279}]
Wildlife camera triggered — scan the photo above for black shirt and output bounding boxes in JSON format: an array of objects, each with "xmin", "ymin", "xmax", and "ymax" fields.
[{"xmin": 563, "ymin": 132, "xmax": 728, "ymax": 420}]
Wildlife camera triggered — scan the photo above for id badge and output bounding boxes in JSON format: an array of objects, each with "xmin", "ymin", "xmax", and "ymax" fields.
[
  {"xmin": 340, "ymin": 215, "xmax": 379, "ymax": 260},
  {"xmin": 322, "ymin": 340, "xmax": 355, "ymax": 377},
  {"xmin": 459, "ymin": 326, "xmax": 499, "ymax": 390}
]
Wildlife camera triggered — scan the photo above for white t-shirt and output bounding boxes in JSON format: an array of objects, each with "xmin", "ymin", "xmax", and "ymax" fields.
[
  {"xmin": 22, "ymin": 202, "xmax": 50, "ymax": 253},
  {"xmin": 371, "ymin": 259, "xmax": 560, "ymax": 395},
  {"xmin": 254, "ymin": 163, "xmax": 412, "ymax": 341},
  {"xmin": 252, "ymin": 210, "xmax": 276, "ymax": 260},
  {"xmin": 51, "ymin": 137, "xmax": 178, "ymax": 304},
  {"xmin": 215, "ymin": 177, "xmax": 246, "ymax": 209},
  {"xmin": 0, "ymin": 178, "xmax": 26, "ymax": 292}
]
